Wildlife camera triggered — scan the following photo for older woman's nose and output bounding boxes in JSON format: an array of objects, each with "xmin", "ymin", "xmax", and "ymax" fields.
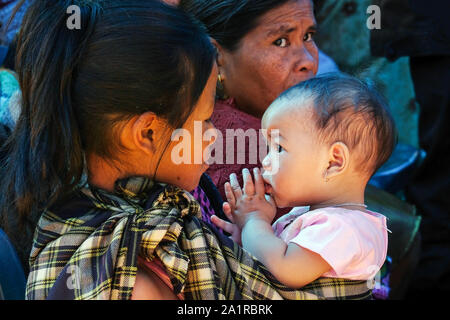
[{"xmin": 293, "ymin": 45, "xmax": 318, "ymax": 76}]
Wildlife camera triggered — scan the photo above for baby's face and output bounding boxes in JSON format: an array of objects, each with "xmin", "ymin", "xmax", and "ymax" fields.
[{"xmin": 261, "ymin": 101, "xmax": 329, "ymax": 208}]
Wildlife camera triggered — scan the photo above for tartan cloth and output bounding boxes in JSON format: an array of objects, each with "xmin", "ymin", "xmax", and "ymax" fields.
[
  {"xmin": 26, "ymin": 176, "xmax": 372, "ymax": 300},
  {"xmin": 190, "ymin": 185, "xmax": 218, "ymax": 231}
]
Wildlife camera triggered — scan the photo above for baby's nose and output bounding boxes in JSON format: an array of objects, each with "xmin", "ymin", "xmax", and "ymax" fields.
[{"xmin": 262, "ymin": 155, "xmax": 271, "ymax": 170}]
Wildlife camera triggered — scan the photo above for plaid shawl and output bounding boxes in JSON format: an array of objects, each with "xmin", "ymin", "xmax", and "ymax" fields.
[{"xmin": 26, "ymin": 177, "xmax": 372, "ymax": 300}]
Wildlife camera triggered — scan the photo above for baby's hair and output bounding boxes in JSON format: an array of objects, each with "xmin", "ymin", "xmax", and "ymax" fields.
[{"xmin": 280, "ymin": 73, "xmax": 397, "ymax": 176}]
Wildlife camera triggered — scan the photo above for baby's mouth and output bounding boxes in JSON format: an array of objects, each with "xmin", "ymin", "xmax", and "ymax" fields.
[
  {"xmin": 264, "ymin": 181, "xmax": 273, "ymax": 195},
  {"xmin": 261, "ymin": 171, "xmax": 273, "ymax": 195}
]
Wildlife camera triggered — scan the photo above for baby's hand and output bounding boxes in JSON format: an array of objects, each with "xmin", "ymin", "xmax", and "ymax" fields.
[
  {"xmin": 226, "ymin": 168, "xmax": 276, "ymax": 229},
  {"xmin": 211, "ymin": 202, "xmax": 242, "ymax": 245}
]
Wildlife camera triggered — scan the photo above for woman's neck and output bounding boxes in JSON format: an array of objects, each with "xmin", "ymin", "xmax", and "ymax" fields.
[
  {"xmin": 231, "ymin": 98, "xmax": 265, "ymax": 119},
  {"xmin": 86, "ymin": 153, "xmax": 123, "ymax": 192}
]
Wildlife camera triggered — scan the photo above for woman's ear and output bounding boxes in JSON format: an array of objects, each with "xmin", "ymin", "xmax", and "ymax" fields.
[
  {"xmin": 131, "ymin": 111, "xmax": 159, "ymax": 155},
  {"xmin": 323, "ymin": 142, "xmax": 349, "ymax": 181},
  {"xmin": 210, "ymin": 38, "xmax": 224, "ymax": 67}
]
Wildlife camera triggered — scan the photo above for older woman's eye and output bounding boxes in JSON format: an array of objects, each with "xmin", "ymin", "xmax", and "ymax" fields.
[
  {"xmin": 273, "ymin": 38, "xmax": 288, "ymax": 47},
  {"xmin": 303, "ymin": 32, "xmax": 315, "ymax": 42}
]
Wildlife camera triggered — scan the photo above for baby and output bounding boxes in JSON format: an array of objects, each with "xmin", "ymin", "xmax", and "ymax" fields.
[{"xmin": 211, "ymin": 73, "xmax": 396, "ymax": 288}]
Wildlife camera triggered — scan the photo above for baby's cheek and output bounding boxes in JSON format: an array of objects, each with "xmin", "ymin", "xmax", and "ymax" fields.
[{"xmin": 272, "ymin": 169, "xmax": 289, "ymax": 191}]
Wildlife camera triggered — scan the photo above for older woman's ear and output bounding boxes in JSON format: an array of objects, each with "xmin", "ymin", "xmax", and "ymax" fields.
[
  {"xmin": 210, "ymin": 38, "xmax": 229, "ymax": 98},
  {"xmin": 323, "ymin": 142, "xmax": 349, "ymax": 181},
  {"xmin": 210, "ymin": 38, "xmax": 225, "ymax": 68}
]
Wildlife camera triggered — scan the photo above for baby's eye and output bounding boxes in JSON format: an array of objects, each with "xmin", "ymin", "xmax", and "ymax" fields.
[
  {"xmin": 303, "ymin": 32, "xmax": 314, "ymax": 42},
  {"xmin": 273, "ymin": 37, "xmax": 288, "ymax": 47},
  {"xmin": 277, "ymin": 144, "xmax": 284, "ymax": 153}
]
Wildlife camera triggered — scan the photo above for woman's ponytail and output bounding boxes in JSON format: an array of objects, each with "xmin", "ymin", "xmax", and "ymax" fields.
[
  {"xmin": 0, "ymin": 1, "xmax": 100, "ymax": 268},
  {"xmin": 0, "ymin": 0, "xmax": 216, "ymax": 272}
]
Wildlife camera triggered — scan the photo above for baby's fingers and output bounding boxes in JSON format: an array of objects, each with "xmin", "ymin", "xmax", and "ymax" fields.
[
  {"xmin": 253, "ymin": 167, "xmax": 265, "ymax": 196},
  {"xmin": 224, "ymin": 182, "xmax": 236, "ymax": 209},
  {"xmin": 211, "ymin": 215, "xmax": 235, "ymax": 234},
  {"xmin": 222, "ymin": 202, "xmax": 235, "ymax": 223},
  {"xmin": 229, "ymin": 173, "xmax": 243, "ymax": 200},
  {"xmin": 242, "ymin": 168, "xmax": 255, "ymax": 196},
  {"xmin": 265, "ymin": 194, "xmax": 277, "ymax": 208}
]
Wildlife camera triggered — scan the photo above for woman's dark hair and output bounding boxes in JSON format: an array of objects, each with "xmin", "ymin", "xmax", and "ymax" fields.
[
  {"xmin": 179, "ymin": 0, "xmax": 296, "ymax": 51},
  {"xmin": 0, "ymin": 0, "xmax": 215, "ymax": 267}
]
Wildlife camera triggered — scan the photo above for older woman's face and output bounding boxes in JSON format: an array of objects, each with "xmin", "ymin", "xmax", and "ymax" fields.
[{"xmin": 219, "ymin": 0, "xmax": 318, "ymax": 118}]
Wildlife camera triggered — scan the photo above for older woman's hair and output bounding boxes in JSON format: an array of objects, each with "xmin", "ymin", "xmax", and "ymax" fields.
[
  {"xmin": 281, "ymin": 73, "xmax": 398, "ymax": 175},
  {"xmin": 179, "ymin": 0, "xmax": 297, "ymax": 51},
  {"xmin": 0, "ymin": 0, "xmax": 216, "ymax": 263}
]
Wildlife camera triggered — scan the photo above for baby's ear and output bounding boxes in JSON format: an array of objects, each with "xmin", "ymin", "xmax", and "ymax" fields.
[{"xmin": 323, "ymin": 142, "xmax": 349, "ymax": 181}]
